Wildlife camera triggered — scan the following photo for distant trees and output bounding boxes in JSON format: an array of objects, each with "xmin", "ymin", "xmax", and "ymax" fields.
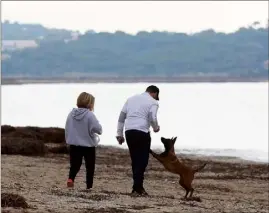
[
  {"xmin": 1, "ymin": 22, "xmax": 268, "ymax": 79},
  {"xmin": 2, "ymin": 21, "xmax": 76, "ymax": 41}
]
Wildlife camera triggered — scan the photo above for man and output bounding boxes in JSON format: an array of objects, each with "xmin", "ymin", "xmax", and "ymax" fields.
[{"xmin": 116, "ymin": 85, "xmax": 160, "ymax": 196}]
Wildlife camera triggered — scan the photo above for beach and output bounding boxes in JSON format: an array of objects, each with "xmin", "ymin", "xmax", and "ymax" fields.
[{"xmin": 1, "ymin": 126, "xmax": 268, "ymax": 213}]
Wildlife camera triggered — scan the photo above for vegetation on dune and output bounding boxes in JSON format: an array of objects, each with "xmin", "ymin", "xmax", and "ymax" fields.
[{"xmin": 1, "ymin": 21, "xmax": 268, "ymax": 79}]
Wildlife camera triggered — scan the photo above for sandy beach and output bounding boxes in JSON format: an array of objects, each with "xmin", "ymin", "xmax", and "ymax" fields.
[{"xmin": 1, "ymin": 126, "xmax": 268, "ymax": 213}]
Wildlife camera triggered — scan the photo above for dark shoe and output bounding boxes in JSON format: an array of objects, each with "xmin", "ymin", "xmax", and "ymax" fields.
[
  {"xmin": 131, "ymin": 188, "xmax": 149, "ymax": 197},
  {"xmin": 131, "ymin": 189, "xmax": 141, "ymax": 197},
  {"xmin": 141, "ymin": 188, "xmax": 149, "ymax": 196},
  {"xmin": 85, "ymin": 188, "xmax": 92, "ymax": 192}
]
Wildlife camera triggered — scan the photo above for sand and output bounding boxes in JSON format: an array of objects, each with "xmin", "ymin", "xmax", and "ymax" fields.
[{"xmin": 1, "ymin": 145, "xmax": 268, "ymax": 213}]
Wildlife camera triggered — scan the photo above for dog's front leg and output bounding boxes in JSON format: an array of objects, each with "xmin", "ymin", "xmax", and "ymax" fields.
[
  {"xmin": 150, "ymin": 149, "xmax": 165, "ymax": 163},
  {"xmin": 149, "ymin": 149, "xmax": 158, "ymax": 158}
]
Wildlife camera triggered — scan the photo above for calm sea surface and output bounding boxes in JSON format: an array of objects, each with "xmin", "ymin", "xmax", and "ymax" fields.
[{"xmin": 2, "ymin": 83, "xmax": 268, "ymax": 162}]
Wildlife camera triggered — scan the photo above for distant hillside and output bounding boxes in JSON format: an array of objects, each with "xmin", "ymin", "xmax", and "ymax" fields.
[
  {"xmin": 1, "ymin": 21, "xmax": 268, "ymax": 80},
  {"xmin": 2, "ymin": 21, "xmax": 78, "ymax": 41}
]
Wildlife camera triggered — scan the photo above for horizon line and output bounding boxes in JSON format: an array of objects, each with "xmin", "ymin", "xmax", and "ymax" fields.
[{"xmin": 2, "ymin": 19, "xmax": 268, "ymax": 36}]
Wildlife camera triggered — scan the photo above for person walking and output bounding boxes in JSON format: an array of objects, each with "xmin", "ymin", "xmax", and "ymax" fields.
[
  {"xmin": 65, "ymin": 92, "xmax": 102, "ymax": 190},
  {"xmin": 116, "ymin": 85, "xmax": 160, "ymax": 196}
]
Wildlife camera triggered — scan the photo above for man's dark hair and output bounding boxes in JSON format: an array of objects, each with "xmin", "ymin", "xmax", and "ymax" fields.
[
  {"xmin": 146, "ymin": 85, "xmax": 159, "ymax": 93},
  {"xmin": 146, "ymin": 85, "xmax": 159, "ymax": 100}
]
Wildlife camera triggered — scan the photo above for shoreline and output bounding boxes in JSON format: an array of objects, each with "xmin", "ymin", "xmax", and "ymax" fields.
[
  {"xmin": 1, "ymin": 125, "xmax": 267, "ymax": 164},
  {"xmin": 94, "ymin": 145, "xmax": 268, "ymax": 164},
  {"xmin": 2, "ymin": 76, "xmax": 268, "ymax": 85}
]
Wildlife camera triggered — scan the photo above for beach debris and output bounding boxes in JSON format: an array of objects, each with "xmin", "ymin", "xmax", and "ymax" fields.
[{"xmin": 1, "ymin": 193, "xmax": 29, "ymax": 208}]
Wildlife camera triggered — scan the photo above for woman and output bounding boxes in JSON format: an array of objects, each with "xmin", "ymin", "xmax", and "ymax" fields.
[{"xmin": 65, "ymin": 92, "xmax": 102, "ymax": 190}]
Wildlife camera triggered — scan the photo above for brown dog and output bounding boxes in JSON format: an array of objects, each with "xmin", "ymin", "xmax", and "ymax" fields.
[{"xmin": 150, "ymin": 137, "xmax": 206, "ymax": 199}]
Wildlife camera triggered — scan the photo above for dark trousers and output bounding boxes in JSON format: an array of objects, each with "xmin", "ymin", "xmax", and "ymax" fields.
[
  {"xmin": 68, "ymin": 145, "xmax": 96, "ymax": 189},
  {"xmin": 125, "ymin": 130, "xmax": 151, "ymax": 192}
]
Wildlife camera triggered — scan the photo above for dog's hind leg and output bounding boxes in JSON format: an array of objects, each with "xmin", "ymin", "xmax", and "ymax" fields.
[
  {"xmin": 179, "ymin": 179, "xmax": 189, "ymax": 199},
  {"xmin": 184, "ymin": 189, "xmax": 190, "ymax": 199},
  {"xmin": 189, "ymin": 187, "xmax": 194, "ymax": 198}
]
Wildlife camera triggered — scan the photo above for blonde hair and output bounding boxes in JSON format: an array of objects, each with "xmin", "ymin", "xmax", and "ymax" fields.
[{"xmin": 76, "ymin": 92, "xmax": 95, "ymax": 110}]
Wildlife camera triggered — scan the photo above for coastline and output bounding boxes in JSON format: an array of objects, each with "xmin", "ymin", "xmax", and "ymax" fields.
[{"xmin": 1, "ymin": 76, "xmax": 268, "ymax": 85}]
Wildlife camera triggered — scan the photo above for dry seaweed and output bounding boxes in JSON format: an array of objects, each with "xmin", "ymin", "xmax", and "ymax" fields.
[
  {"xmin": 48, "ymin": 144, "xmax": 69, "ymax": 154},
  {"xmin": 1, "ymin": 125, "xmax": 65, "ymax": 144},
  {"xmin": 1, "ymin": 193, "xmax": 29, "ymax": 208},
  {"xmin": 1, "ymin": 136, "xmax": 47, "ymax": 156}
]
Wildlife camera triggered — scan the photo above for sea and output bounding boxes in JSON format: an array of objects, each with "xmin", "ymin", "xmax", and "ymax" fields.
[{"xmin": 2, "ymin": 82, "xmax": 268, "ymax": 163}]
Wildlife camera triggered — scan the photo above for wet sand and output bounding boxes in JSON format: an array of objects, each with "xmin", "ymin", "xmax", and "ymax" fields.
[{"xmin": 1, "ymin": 145, "xmax": 268, "ymax": 213}]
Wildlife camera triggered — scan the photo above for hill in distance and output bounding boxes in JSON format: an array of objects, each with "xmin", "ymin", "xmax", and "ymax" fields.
[{"xmin": 1, "ymin": 20, "xmax": 268, "ymax": 82}]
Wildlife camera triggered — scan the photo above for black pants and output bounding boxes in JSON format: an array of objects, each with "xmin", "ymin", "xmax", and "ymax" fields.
[
  {"xmin": 68, "ymin": 145, "xmax": 96, "ymax": 189},
  {"xmin": 125, "ymin": 130, "xmax": 151, "ymax": 192}
]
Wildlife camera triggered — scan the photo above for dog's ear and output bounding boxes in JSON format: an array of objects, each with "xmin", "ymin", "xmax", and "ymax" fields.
[{"xmin": 173, "ymin": 137, "xmax": 177, "ymax": 144}]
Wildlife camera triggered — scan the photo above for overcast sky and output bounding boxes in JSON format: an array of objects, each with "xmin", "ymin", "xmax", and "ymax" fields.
[{"xmin": 2, "ymin": 1, "xmax": 268, "ymax": 34}]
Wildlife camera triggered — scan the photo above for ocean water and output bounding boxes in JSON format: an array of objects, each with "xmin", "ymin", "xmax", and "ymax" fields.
[{"xmin": 2, "ymin": 82, "xmax": 268, "ymax": 163}]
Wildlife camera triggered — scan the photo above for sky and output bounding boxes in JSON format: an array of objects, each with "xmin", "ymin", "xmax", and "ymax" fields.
[{"xmin": 2, "ymin": 1, "xmax": 268, "ymax": 34}]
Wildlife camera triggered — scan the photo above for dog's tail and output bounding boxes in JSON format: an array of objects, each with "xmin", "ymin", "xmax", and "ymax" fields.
[{"xmin": 193, "ymin": 163, "xmax": 207, "ymax": 173}]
